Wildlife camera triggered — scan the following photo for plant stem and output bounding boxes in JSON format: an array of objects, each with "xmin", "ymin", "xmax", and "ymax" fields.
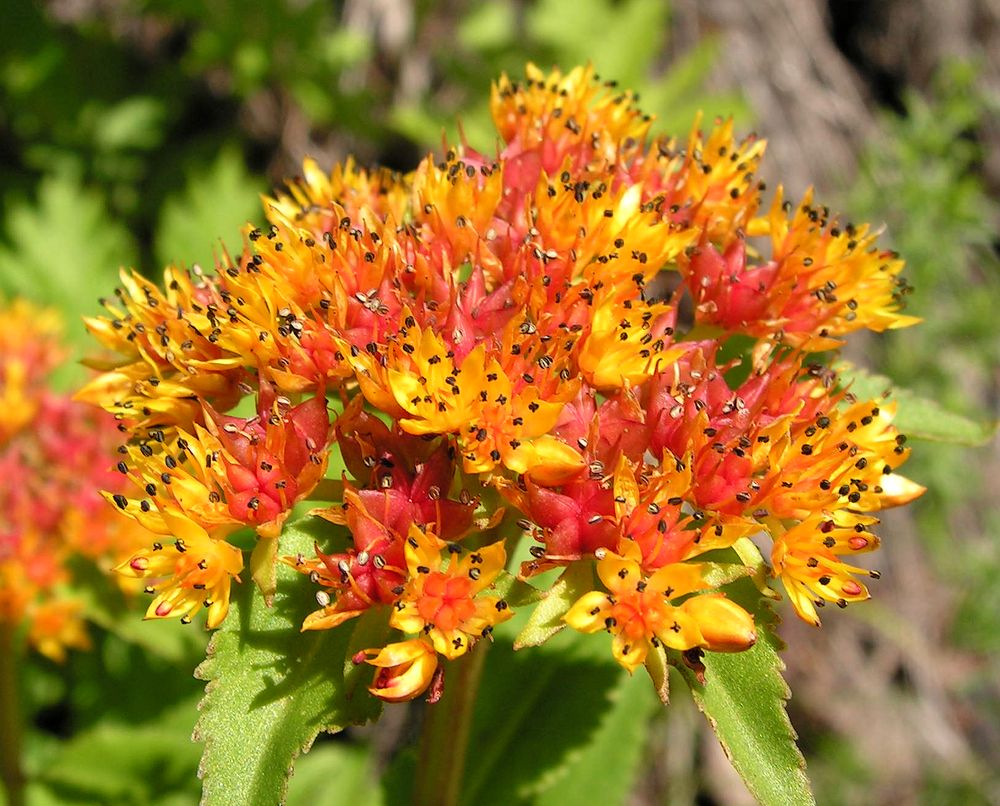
[
  {"xmin": 413, "ymin": 644, "xmax": 488, "ymax": 806},
  {"xmin": 0, "ymin": 624, "xmax": 25, "ymax": 806}
]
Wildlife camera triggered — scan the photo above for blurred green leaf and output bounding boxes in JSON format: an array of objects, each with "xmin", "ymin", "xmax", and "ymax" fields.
[
  {"xmin": 193, "ymin": 514, "xmax": 381, "ymax": 806},
  {"xmin": 71, "ymin": 557, "xmax": 207, "ymax": 666},
  {"xmin": 93, "ymin": 97, "xmax": 167, "ymax": 153},
  {"xmin": 837, "ymin": 362, "xmax": 996, "ymax": 445},
  {"xmin": 285, "ymin": 742, "xmax": 383, "ymax": 806},
  {"xmin": 527, "ymin": 0, "xmax": 668, "ymax": 83},
  {"xmin": 32, "ymin": 697, "xmax": 202, "ymax": 806},
  {"xmin": 154, "ymin": 146, "xmax": 263, "ymax": 271},
  {"xmin": 643, "ymin": 38, "xmax": 751, "ymax": 133},
  {"xmin": 458, "ymin": 2, "xmax": 518, "ymax": 52},
  {"xmin": 676, "ymin": 583, "xmax": 814, "ymax": 806},
  {"xmin": 0, "ymin": 172, "xmax": 136, "ymax": 358}
]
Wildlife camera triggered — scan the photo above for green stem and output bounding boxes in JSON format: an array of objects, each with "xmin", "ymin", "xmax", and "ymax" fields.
[
  {"xmin": 413, "ymin": 644, "xmax": 488, "ymax": 806},
  {"xmin": 0, "ymin": 624, "xmax": 25, "ymax": 806}
]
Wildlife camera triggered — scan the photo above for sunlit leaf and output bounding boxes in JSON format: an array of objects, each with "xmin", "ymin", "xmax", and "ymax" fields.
[
  {"xmin": 675, "ymin": 583, "xmax": 814, "ymax": 806},
  {"xmin": 193, "ymin": 514, "xmax": 381, "ymax": 806}
]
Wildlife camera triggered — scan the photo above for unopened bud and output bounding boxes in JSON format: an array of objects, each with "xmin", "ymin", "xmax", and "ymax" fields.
[{"xmin": 682, "ymin": 595, "xmax": 757, "ymax": 653}]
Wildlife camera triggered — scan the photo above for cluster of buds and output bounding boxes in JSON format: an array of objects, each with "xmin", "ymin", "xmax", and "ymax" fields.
[
  {"xmin": 0, "ymin": 301, "xmax": 147, "ymax": 661},
  {"xmin": 84, "ymin": 64, "xmax": 922, "ymax": 700}
]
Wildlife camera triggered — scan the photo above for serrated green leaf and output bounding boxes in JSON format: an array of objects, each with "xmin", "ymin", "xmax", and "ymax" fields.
[
  {"xmin": 513, "ymin": 561, "xmax": 594, "ymax": 649},
  {"xmin": 154, "ymin": 146, "xmax": 263, "ymax": 272},
  {"xmin": 193, "ymin": 514, "xmax": 381, "ymax": 806},
  {"xmin": 0, "ymin": 172, "xmax": 136, "ymax": 360},
  {"xmin": 837, "ymin": 362, "xmax": 996, "ymax": 445},
  {"xmin": 676, "ymin": 583, "xmax": 814, "ymax": 806}
]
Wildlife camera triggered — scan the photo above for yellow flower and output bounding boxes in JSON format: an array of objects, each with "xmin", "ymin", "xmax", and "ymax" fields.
[
  {"xmin": 492, "ymin": 63, "xmax": 652, "ymax": 164},
  {"xmin": 576, "ymin": 290, "xmax": 684, "ymax": 390},
  {"xmin": 761, "ymin": 398, "xmax": 924, "ymax": 521},
  {"xmin": 742, "ymin": 187, "xmax": 921, "ymax": 346},
  {"xmin": 564, "ymin": 545, "xmax": 756, "ymax": 673},
  {"xmin": 264, "ymin": 156, "xmax": 409, "ymax": 235},
  {"xmin": 391, "ymin": 526, "xmax": 512, "ymax": 659},
  {"xmin": 115, "ymin": 523, "xmax": 243, "ymax": 628},
  {"xmin": 411, "ymin": 149, "xmax": 504, "ymax": 279},
  {"xmin": 771, "ymin": 510, "xmax": 882, "ymax": 626},
  {"xmin": 649, "ymin": 116, "xmax": 767, "ymax": 243},
  {"xmin": 105, "ymin": 424, "xmax": 241, "ymax": 538},
  {"xmin": 389, "ymin": 326, "xmax": 486, "ymax": 436},
  {"xmin": 0, "ymin": 300, "xmax": 65, "ymax": 443}
]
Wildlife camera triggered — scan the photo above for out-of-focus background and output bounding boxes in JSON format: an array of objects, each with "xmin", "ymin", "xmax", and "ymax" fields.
[{"xmin": 2, "ymin": 1, "xmax": 998, "ymax": 803}]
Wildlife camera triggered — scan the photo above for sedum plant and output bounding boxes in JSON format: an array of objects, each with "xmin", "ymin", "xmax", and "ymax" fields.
[{"xmin": 76, "ymin": 64, "xmax": 928, "ymax": 804}]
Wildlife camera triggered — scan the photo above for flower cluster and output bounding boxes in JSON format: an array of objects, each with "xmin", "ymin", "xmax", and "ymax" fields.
[
  {"xmin": 0, "ymin": 301, "xmax": 148, "ymax": 661},
  {"xmin": 84, "ymin": 64, "xmax": 922, "ymax": 700}
]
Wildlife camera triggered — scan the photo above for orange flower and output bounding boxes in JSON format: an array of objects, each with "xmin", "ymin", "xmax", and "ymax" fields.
[
  {"xmin": 684, "ymin": 187, "xmax": 920, "ymax": 348},
  {"xmin": 265, "ymin": 156, "xmax": 409, "ymax": 235},
  {"xmin": 391, "ymin": 526, "xmax": 512, "ymax": 659}
]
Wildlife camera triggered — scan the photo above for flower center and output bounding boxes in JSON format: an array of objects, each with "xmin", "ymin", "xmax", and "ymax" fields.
[{"xmin": 416, "ymin": 572, "xmax": 476, "ymax": 631}]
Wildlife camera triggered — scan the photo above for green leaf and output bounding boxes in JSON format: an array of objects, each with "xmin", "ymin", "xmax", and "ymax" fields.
[
  {"xmin": 285, "ymin": 742, "xmax": 383, "ymax": 806},
  {"xmin": 513, "ymin": 561, "xmax": 594, "ymax": 649},
  {"xmin": 457, "ymin": 620, "xmax": 657, "ymax": 806},
  {"xmin": 492, "ymin": 569, "xmax": 543, "ymax": 608},
  {"xmin": 93, "ymin": 96, "xmax": 166, "ymax": 153},
  {"xmin": 0, "ymin": 172, "xmax": 137, "ymax": 359},
  {"xmin": 193, "ymin": 514, "xmax": 381, "ymax": 806},
  {"xmin": 154, "ymin": 146, "xmax": 263, "ymax": 272},
  {"xmin": 836, "ymin": 362, "xmax": 996, "ymax": 445},
  {"xmin": 527, "ymin": 0, "xmax": 668, "ymax": 85},
  {"xmin": 675, "ymin": 583, "xmax": 814, "ymax": 806},
  {"xmin": 33, "ymin": 698, "xmax": 202, "ymax": 806}
]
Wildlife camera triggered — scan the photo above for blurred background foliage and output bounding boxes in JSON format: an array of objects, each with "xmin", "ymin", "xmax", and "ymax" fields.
[{"xmin": 1, "ymin": 0, "xmax": 997, "ymax": 804}]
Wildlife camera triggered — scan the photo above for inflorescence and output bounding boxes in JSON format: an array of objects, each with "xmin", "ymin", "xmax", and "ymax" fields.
[
  {"xmin": 83, "ymin": 64, "xmax": 923, "ymax": 699},
  {"xmin": 0, "ymin": 301, "xmax": 148, "ymax": 661}
]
